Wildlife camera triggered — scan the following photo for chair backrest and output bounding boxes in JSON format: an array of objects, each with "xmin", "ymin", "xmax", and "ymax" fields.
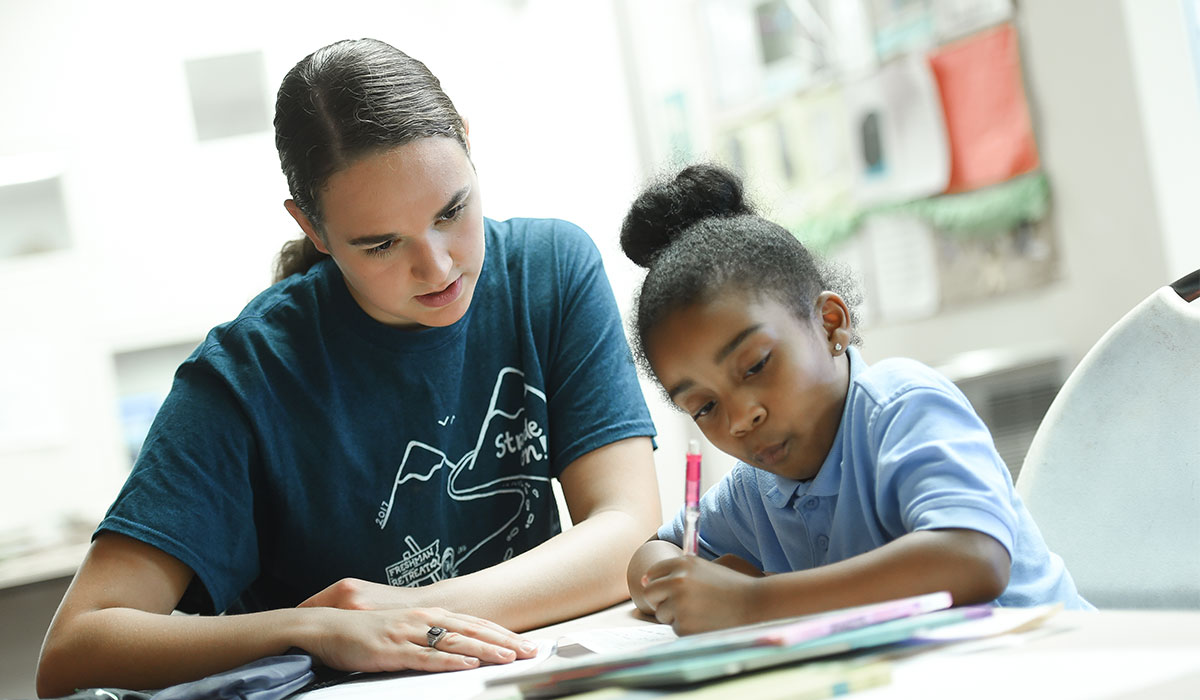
[{"xmin": 1016, "ymin": 269, "xmax": 1200, "ymax": 609}]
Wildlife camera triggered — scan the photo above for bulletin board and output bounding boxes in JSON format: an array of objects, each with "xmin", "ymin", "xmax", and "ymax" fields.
[{"xmin": 621, "ymin": 0, "xmax": 1056, "ymax": 327}]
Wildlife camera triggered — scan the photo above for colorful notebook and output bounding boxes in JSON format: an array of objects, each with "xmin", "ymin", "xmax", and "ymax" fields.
[{"xmin": 488, "ymin": 592, "xmax": 985, "ymax": 697}]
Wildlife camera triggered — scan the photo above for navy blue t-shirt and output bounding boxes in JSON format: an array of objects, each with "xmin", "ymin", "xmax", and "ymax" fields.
[{"xmin": 98, "ymin": 217, "xmax": 656, "ymax": 614}]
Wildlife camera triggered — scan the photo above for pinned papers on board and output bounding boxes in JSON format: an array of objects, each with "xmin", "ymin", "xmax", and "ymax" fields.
[
  {"xmin": 929, "ymin": 22, "xmax": 1040, "ymax": 193},
  {"xmin": 845, "ymin": 53, "xmax": 950, "ymax": 207},
  {"xmin": 861, "ymin": 214, "xmax": 942, "ymax": 322},
  {"xmin": 777, "ymin": 87, "xmax": 855, "ymax": 214}
]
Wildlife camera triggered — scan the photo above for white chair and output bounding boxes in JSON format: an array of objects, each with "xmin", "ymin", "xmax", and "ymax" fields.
[{"xmin": 1017, "ymin": 268, "xmax": 1200, "ymax": 609}]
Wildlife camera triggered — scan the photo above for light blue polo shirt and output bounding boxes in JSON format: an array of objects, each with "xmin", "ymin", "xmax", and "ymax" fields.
[{"xmin": 659, "ymin": 346, "xmax": 1092, "ymax": 610}]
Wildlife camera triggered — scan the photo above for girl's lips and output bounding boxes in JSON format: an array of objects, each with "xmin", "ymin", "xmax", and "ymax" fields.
[
  {"xmin": 414, "ymin": 276, "xmax": 464, "ymax": 308},
  {"xmin": 754, "ymin": 440, "xmax": 789, "ymax": 469}
]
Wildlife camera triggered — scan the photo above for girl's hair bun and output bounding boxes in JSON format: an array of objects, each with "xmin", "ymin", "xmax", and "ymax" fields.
[{"xmin": 620, "ymin": 163, "xmax": 752, "ymax": 268}]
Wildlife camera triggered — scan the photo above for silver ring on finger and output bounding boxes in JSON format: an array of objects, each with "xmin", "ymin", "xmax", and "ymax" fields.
[{"xmin": 426, "ymin": 625, "xmax": 448, "ymax": 648}]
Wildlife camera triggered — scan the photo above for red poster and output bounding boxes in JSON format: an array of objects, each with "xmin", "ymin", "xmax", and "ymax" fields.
[{"xmin": 929, "ymin": 23, "xmax": 1040, "ymax": 193}]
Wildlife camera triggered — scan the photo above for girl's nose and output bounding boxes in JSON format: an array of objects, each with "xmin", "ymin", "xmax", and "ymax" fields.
[{"xmin": 728, "ymin": 397, "xmax": 766, "ymax": 437}]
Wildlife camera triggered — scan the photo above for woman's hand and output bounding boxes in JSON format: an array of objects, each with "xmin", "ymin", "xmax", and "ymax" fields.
[
  {"xmin": 640, "ymin": 555, "xmax": 761, "ymax": 635},
  {"xmin": 307, "ymin": 606, "xmax": 539, "ymax": 673}
]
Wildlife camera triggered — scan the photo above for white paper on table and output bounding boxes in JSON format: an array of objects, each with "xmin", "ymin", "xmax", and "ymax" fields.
[
  {"xmin": 559, "ymin": 624, "xmax": 678, "ymax": 655},
  {"xmin": 292, "ymin": 639, "xmax": 556, "ymax": 700},
  {"xmin": 912, "ymin": 604, "xmax": 1061, "ymax": 643}
]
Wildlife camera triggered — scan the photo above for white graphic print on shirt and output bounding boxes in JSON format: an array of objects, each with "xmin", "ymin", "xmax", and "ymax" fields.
[{"xmin": 376, "ymin": 367, "xmax": 551, "ymax": 587}]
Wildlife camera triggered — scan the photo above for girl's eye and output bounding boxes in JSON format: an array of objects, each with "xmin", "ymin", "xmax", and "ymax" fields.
[
  {"xmin": 745, "ymin": 352, "xmax": 771, "ymax": 377},
  {"xmin": 438, "ymin": 204, "xmax": 466, "ymax": 223},
  {"xmin": 366, "ymin": 239, "xmax": 395, "ymax": 256},
  {"xmin": 692, "ymin": 400, "xmax": 716, "ymax": 420}
]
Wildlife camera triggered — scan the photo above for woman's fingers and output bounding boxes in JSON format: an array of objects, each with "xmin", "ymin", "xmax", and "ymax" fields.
[
  {"xmin": 392, "ymin": 610, "xmax": 537, "ymax": 668},
  {"xmin": 311, "ymin": 607, "xmax": 538, "ymax": 673},
  {"xmin": 422, "ymin": 610, "xmax": 539, "ymax": 659},
  {"xmin": 417, "ymin": 628, "xmax": 518, "ymax": 667}
]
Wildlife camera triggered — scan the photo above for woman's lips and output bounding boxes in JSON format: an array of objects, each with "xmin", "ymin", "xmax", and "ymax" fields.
[{"xmin": 415, "ymin": 276, "xmax": 463, "ymax": 308}]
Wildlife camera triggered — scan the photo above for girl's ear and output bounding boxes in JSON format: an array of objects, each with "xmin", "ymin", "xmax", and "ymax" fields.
[
  {"xmin": 284, "ymin": 199, "xmax": 331, "ymax": 255},
  {"xmin": 816, "ymin": 291, "xmax": 852, "ymax": 355}
]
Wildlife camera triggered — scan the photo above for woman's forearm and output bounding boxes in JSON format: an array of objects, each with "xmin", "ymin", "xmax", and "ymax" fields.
[
  {"xmin": 413, "ymin": 507, "xmax": 658, "ymax": 630},
  {"xmin": 39, "ymin": 601, "xmax": 533, "ymax": 697},
  {"xmin": 38, "ymin": 605, "xmax": 318, "ymax": 697}
]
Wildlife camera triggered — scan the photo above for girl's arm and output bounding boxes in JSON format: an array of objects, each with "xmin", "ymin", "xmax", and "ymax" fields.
[
  {"xmin": 36, "ymin": 534, "xmax": 534, "ymax": 697},
  {"xmin": 300, "ymin": 436, "xmax": 662, "ymax": 631},
  {"xmin": 639, "ymin": 528, "xmax": 1010, "ymax": 635}
]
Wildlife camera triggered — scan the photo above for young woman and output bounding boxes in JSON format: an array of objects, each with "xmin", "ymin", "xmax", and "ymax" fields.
[
  {"xmin": 621, "ymin": 164, "xmax": 1091, "ymax": 636},
  {"xmin": 36, "ymin": 38, "xmax": 660, "ymax": 695}
]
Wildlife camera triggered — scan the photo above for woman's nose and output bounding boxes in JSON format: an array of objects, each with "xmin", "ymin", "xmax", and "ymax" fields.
[{"xmin": 410, "ymin": 233, "xmax": 452, "ymax": 284}]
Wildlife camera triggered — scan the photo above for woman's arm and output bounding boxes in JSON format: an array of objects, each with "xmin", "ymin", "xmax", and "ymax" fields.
[
  {"xmin": 640, "ymin": 528, "xmax": 1010, "ymax": 635},
  {"xmin": 301, "ymin": 436, "xmax": 661, "ymax": 631},
  {"xmin": 37, "ymin": 533, "xmax": 534, "ymax": 697}
]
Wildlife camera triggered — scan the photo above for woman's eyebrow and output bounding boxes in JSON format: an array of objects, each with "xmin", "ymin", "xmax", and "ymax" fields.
[
  {"xmin": 436, "ymin": 185, "xmax": 471, "ymax": 219},
  {"xmin": 344, "ymin": 185, "xmax": 472, "ymax": 247},
  {"xmin": 346, "ymin": 232, "xmax": 396, "ymax": 247}
]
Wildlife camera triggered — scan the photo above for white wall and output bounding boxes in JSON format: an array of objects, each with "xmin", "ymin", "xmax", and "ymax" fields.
[
  {"xmin": 0, "ymin": 0, "xmax": 697, "ymax": 545},
  {"xmin": 1121, "ymin": 0, "xmax": 1200, "ymax": 281}
]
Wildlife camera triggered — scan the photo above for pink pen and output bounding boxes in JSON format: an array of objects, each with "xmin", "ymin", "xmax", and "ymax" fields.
[{"xmin": 682, "ymin": 439, "xmax": 702, "ymax": 555}]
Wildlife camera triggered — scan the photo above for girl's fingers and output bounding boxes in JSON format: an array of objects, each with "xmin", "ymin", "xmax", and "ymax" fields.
[{"xmin": 644, "ymin": 555, "xmax": 686, "ymax": 583}]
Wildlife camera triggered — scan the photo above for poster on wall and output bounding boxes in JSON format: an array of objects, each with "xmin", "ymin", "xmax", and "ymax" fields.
[
  {"xmin": 928, "ymin": 22, "xmax": 1039, "ymax": 193},
  {"xmin": 777, "ymin": 87, "xmax": 855, "ymax": 214},
  {"xmin": 844, "ymin": 53, "xmax": 949, "ymax": 206}
]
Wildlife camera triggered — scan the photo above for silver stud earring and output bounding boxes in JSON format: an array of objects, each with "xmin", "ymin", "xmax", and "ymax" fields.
[{"xmin": 834, "ymin": 343, "xmax": 843, "ymax": 352}]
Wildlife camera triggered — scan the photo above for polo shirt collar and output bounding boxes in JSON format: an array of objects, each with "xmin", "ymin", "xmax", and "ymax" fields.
[{"xmin": 762, "ymin": 345, "xmax": 866, "ymax": 508}]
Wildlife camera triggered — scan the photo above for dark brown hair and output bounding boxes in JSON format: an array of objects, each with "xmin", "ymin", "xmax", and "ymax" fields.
[
  {"xmin": 620, "ymin": 164, "xmax": 862, "ymax": 379},
  {"xmin": 272, "ymin": 38, "xmax": 467, "ymax": 282}
]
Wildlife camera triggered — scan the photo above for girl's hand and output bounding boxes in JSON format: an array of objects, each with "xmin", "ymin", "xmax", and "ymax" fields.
[
  {"xmin": 299, "ymin": 577, "xmax": 423, "ymax": 610},
  {"xmin": 640, "ymin": 556, "xmax": 761, "ymax": 635},
  {"xmin": 626, "ymin": 539, "xmax": 684, "ymax": 615},
  {"xmin": 712, "ymin": 553, "xmax": 767, "ymax": 578},
  {"xmin": 308, "ymin": 606, "xmax": 539, "ymax": 673}
]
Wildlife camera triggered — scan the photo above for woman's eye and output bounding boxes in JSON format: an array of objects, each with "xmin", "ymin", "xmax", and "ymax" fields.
[
  {"xmin": 745, "ymin": 352, "xmax": 771, "ymax": 377},
  {"xmin": 438, "ymin": 204, "xmax": 465, "ymax": 223},
  {"xmin": 692, "ymin": 401, "xmax": 715, "ymax": 420},
  {"xmin": 367, "ymin": 239, "xmax": 395, "ymax": 256}
]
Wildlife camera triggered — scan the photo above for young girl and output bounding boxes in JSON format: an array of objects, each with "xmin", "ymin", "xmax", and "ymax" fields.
[
  {"xmin": 623, "ymin": 164, "xmax": 1092, "ymax": 636},
  {"xmin": 36, "ymin": 38, "xmax": 660, "ymax": 695}
]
